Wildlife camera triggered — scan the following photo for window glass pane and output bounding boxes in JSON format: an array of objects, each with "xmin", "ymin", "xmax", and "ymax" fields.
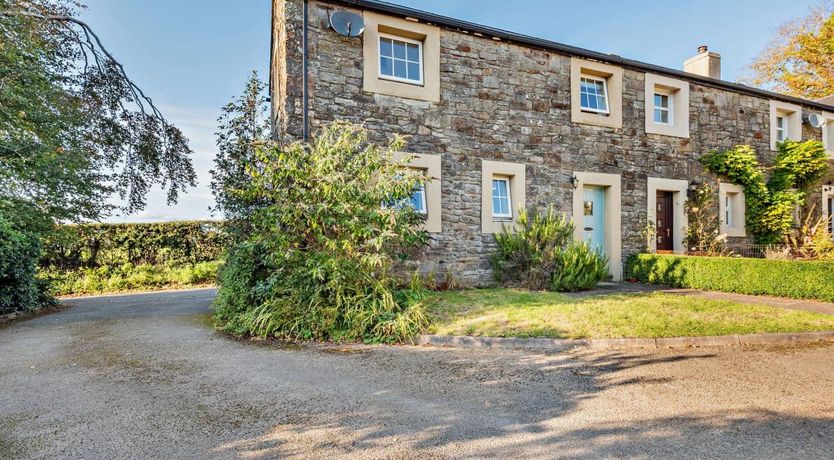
[
  {"xmin": 492, "ymin": 179, "xmax": 510, "ymax": 216},
  {"xmin": 410, "ymin": 186, "xmax": 425, "ymax": 213},
  {"xmin": 655, "ymin": 94, "xmax": 669, "ymax": 109},
  {"xmin": 380, "ymin": 57, "xmax": 393, "ymax": 76},
  {"xmin": 597, "ymin": 93, "xmax": 608, "ymax": 111},
  {"xmin": 406, "ymin": 43, "xmax": 420, "ymax": 62},
  {"xmin": 393, "ymin": 40, "xmax": 406, "ymax": 59},
  {"xmin": 394, "ymin": 60, "xmax": 407, "ymax": 79},
  {"xmin": 407, "ymin": 62, "xmax": 420, "ymax": 80},
  {"xmin": 580, "ymin": 93, "xmax": 590, "ymax": 109},
  {"xmin": 587, "ymin": 94, "xmax": 598, "ymax": 110},
  {"xmin": 380, "ymin": 38, "xmax": 393, "ymax": 57},
  {"xmin": 497, "ymin": 179, "xmax": 508, "ymax": 197},
  {"xmin": 580, "ymin": 78, "xmax": 607, "ymax": 111}
]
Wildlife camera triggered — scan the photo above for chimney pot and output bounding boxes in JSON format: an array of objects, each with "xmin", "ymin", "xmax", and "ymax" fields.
[{"xmin": 698, "ymin": 45, "xmax": 708, "ymax": 54}]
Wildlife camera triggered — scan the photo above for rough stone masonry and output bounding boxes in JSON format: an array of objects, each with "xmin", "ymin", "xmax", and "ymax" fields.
[{"xmin": 270, "ymin": 0, "xmax": 830, "ymax": 285}]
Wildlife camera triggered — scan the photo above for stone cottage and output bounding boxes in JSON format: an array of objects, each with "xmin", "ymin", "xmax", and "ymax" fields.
[{"xmin": 270, "ymin": 0, "xmax": 834, "ymax": 283}]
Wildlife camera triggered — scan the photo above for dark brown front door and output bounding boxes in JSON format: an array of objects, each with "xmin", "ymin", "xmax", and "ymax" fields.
[{"xmin": 656, "ymin": 191, "xmax": 674, "ymax": 251}]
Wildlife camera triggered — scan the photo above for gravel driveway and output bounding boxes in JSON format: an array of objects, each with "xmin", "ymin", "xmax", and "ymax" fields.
[{"xmin": 1, "ymin": 288, "xmax": 833, "ymax": 459}]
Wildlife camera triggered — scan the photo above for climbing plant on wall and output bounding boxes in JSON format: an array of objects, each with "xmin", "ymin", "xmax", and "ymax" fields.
[{"xmin": 700, "ymin": 140, "xmax": 829, "ymax": 244}]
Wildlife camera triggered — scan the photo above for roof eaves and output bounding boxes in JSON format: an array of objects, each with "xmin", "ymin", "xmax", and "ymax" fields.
[{"xmin": 325, "ymin": 0, "xmax": 834, "ymax": 112}]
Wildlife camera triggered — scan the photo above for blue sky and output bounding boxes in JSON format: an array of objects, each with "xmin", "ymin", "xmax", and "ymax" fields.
[{"xmin": 81, "ymin": 0, "xmax": 823, "ymax": 222}]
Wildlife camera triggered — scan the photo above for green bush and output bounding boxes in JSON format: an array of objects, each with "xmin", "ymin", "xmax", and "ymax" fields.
[
  {"xmin": 0, "ymin": 217, "xmax": 53, "ymax": 314},
  {"xmin": 626, "ymin": 253, "xmax": 834, "ymax": 302},
  {"xmin": 212, "ymin": 243, "xmax": 269, "ymax": 336},
  {"xmin": 40, "ymin": 220, "xmax": 229, "ymax": 270},
  {"xmin": 213, "ymin": 122, "xmax": 431, "ymax": 343},
  {"xmin": 491, "ymin": 207, "xmax": 607, "ymax": 292},
  {"xmin": 551, "ymin": 243, "xmax": 609, "ymax": 292},
  {"xmin": 44, "ymin": 260, "xmax": 220, "ymax": 296}
]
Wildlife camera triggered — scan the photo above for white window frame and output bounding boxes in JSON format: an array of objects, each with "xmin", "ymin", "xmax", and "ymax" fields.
[
  {"xmin": 410, "ymin": 180, "xmax": 428, "ymax": 215},
  {"xmin": 377, "ymin": 33, "xmax": 424, "ymax": 86},
  {"xmin": 653, "ymin": 91, "xmax": 673, "ymax": 126},
  {"xmin": 776, "ymin": 115, "xmax": 786, "ymax": 142},
  {"xmin": 579, "ymin": 75, "xmax": 610, "ymax": 115},
  {"xmin": 491, "ymin": 176, "xmax": 513, "ymax": 219},
  {"xmin": 725, "ymin": 194, "xmax": 734, "ymax": 227},
  {"xmin": 719, "ymin": 182, "xmax": 746, "ymax": 237}
]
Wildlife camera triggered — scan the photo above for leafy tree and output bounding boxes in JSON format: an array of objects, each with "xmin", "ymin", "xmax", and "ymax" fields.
[
  {"xmin": 746, "ymin": 3, "xmax": 834, "ymax": 99},
  {"xmin": 213, "ymin": 122, "xmax": 431, "ymax": 343},
  {"xmin": 0, "ymin": 0, "xmax": 195, "ymax": 231},
  {"xmin": 210, "ymin": 71, "xmax": 271, "ymax": 231}
]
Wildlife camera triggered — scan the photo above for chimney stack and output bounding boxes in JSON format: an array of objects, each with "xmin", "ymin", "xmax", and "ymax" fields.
[{"xmin": 683, "ymin": 45, "xmax": 721, "ymax": 80}]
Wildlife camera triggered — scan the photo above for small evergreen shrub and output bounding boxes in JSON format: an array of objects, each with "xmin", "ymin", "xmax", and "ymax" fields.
[
  {"xmin": 491, "ymin": 207, "xmax": 607, "ymax": 291},
  {"xmin": 551, "ymin": 243, "xmax": 609, "ymax": 292},
  {"xmin": 626, "ymin": 253, "xmax": 834, "ymax": 302},
  {"xmin": 491, "ymin": 207, "xmax": 573, "ymax": 289}
]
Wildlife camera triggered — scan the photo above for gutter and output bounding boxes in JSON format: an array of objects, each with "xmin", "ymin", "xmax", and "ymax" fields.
[{"xmin": 326, "ymin": 0, "xmax": 834, "ymax": 113}]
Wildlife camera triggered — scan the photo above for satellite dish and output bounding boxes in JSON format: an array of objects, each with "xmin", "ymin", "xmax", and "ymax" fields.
[
  {"xmin": 808, "ymin": 112, "xmax": 826, "ymax": 128},
  {"xmin": 329, "ymin": 11, "xmax": 365, "ymax": 37}
]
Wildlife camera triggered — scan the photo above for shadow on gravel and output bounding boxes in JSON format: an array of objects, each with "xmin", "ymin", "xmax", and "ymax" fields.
[
  {"xmin": 214, "ymin": 349, "xmax": 800, "ymax": 458},
  {"xmin": 218, "ymin": 408, "xmax": 834, "ymax": 458}
]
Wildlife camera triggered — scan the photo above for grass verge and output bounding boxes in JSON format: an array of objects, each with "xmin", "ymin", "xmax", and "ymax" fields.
[
  {"xmin": 428, "ymin": 288, "xmax": 834, "ymax": 339},
  {"xmin": 42, "ymin": 261, "xmax": 221, "ymax": 296}
]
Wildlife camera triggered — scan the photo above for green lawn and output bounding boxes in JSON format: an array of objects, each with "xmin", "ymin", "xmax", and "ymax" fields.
[{"xmin": 428, "ymin": 288, "xmax": 834, "ymax": 339}]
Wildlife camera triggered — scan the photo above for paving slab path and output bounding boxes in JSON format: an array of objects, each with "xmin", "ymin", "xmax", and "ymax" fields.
[{"xmin": 2, "ymin": 288, "xmax": 834, "ymax": 459}]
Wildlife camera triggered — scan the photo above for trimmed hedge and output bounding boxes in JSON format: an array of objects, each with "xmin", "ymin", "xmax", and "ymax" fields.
[
  {"xmin": 626, "ymin": 253, "xmax": 834, "ymax": 302},
  {"xmin": 40, "ymin": 220, "xmax": 229, "ymax": 270}
]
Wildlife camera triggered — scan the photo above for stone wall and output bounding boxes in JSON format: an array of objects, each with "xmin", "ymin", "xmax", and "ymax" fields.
[{"xmin": 272, "ymin": 0, "xmax": 827, "ymax": 285}]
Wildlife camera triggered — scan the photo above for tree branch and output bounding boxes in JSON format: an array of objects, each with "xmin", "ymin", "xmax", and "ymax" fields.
[{"xmin": 1, "ymin": 9, "xmax": 167, "ymax": 124}]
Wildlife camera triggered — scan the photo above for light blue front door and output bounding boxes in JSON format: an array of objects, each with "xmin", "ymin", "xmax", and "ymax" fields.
[{"xmin": 582, "ymin": 186, "xmax": 605, "ymax": 253}]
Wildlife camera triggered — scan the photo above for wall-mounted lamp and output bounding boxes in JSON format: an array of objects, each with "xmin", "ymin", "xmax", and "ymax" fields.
[
  {"xmin": 570, "ymin": 174, "xmax": 579, "ymax": 189},
  {"xmin": 686, "ymin": 181, "xmax": 700, "ymax": 198}
]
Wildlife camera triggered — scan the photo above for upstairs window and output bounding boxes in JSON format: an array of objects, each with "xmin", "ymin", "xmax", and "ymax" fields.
[
  {"xmin": 644, "ymin": 74, "xmax": 689, "ymax": 138},
  {"xmin": 653, "ymin": 92, "xmax": 672, "ymax": 125},
  {"xmin": 776, "ymin": 115, "xmax": 786, "ymax": 141},
  {"xmin": 825, "ymin": 114, "xmax": 834, "ymax": 156},
  {"xmin": 378, "ymin": 34, "xmax": 423, "ymax": 85},
  {"xmin": 492, "ymin": 176, "xmax": 512, "ymax": 219},
  {"xmin": 579, "ymin": 76, "xmax": 609, "ymax": 114},
  {"xmin": 769, "ymin": 101, "xmax": 801, "ymax": 150}
]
